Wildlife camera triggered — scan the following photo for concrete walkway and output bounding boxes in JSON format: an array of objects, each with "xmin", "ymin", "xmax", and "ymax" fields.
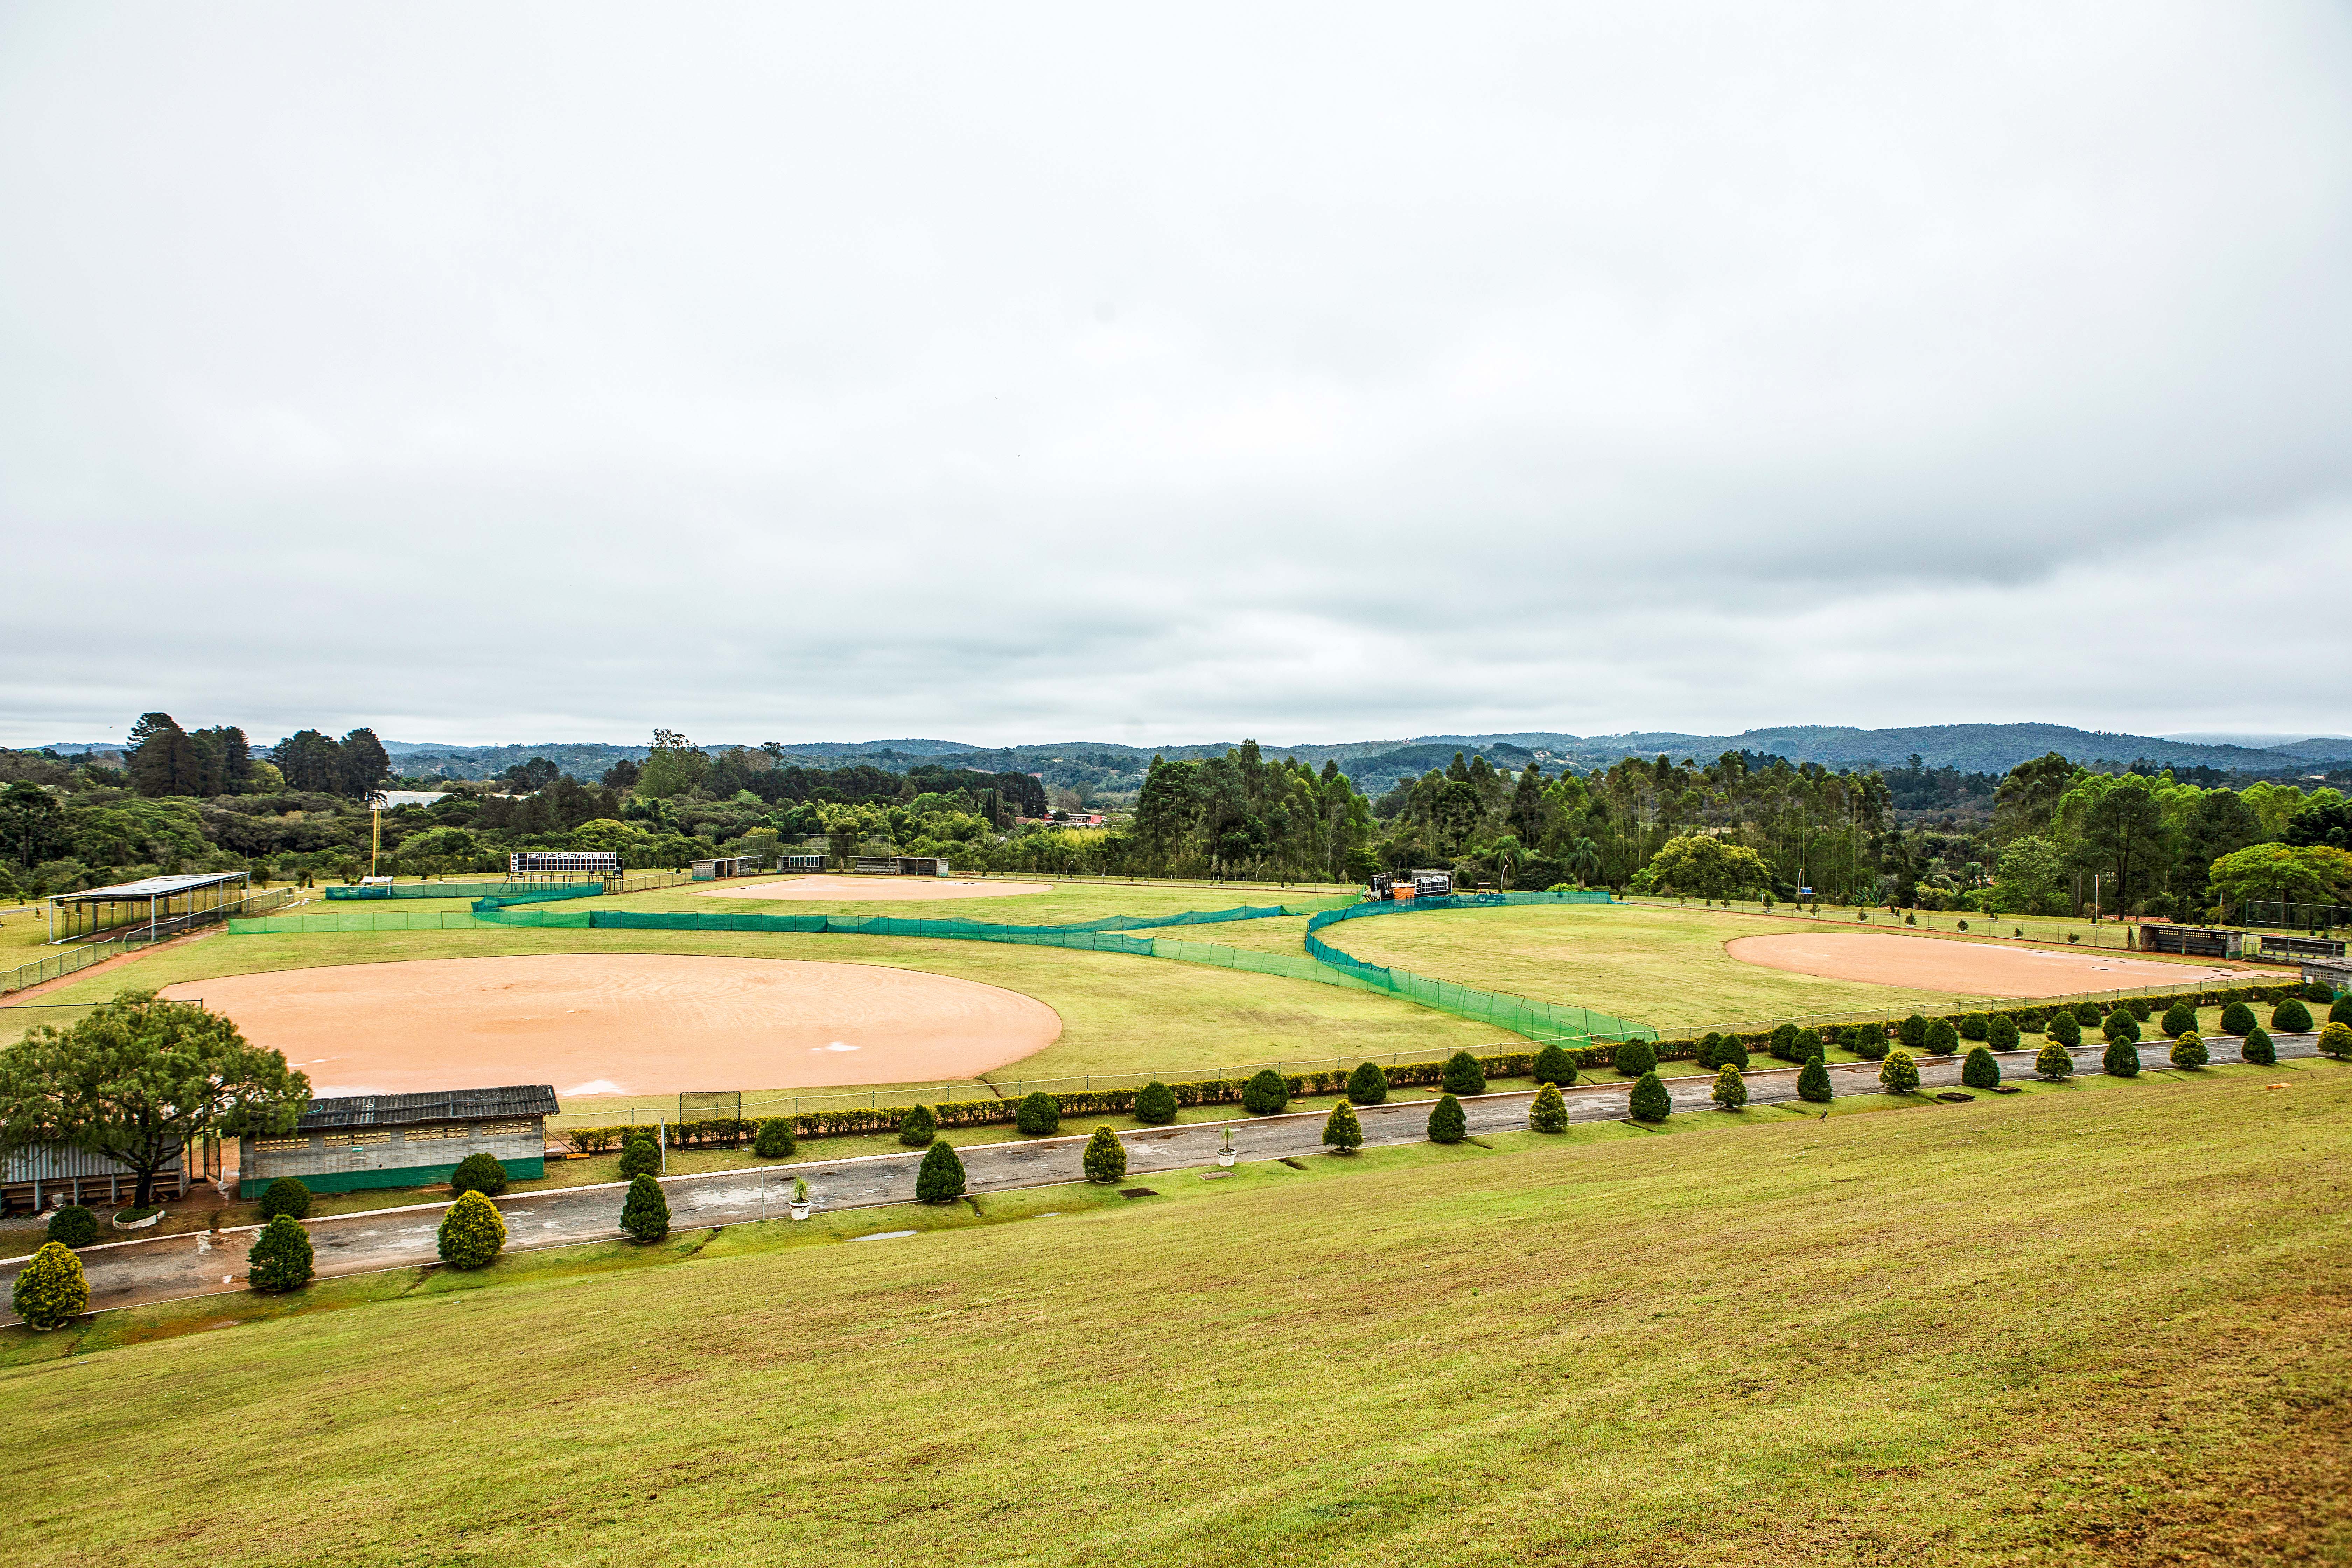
[{"xmin": 3, "ymin": 1032, "xmax": 2326, "ymax": 1324}]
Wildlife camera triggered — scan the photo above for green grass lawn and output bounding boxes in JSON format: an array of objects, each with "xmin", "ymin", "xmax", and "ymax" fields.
[{"xmin": 6, "ymin": 1060, "xmax": 2346, "ymax": 1565}]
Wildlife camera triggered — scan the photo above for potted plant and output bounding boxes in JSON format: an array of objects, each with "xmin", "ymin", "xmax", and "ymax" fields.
[
  {"xmin": 789, "ymin": 1177, "xmax": 811, "ymax": 1221},
  {"xmin": 1216, "ymin": 1129, "xmax": 1237, "ymax": 1170}
]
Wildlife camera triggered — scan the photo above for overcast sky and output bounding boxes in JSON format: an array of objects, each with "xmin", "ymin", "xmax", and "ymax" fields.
[{"xmin": 4, "ymin": 4, "xmax": 2349, "ymax": 751}]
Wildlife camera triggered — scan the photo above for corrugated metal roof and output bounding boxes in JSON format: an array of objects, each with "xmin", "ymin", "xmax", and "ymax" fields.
[
  {"xmin": 295, "ymin": 1085, "xmax": 559, "ymax": 1131},
  {"xmin": 49, "ymin": 870, "xmax": 251, "ymax": 903}
]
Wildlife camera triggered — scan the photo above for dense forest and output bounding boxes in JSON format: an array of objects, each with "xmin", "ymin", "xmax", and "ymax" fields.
[{"xmin": 3, "ymin": 718, "xmax": 2348, "ymax": 921}]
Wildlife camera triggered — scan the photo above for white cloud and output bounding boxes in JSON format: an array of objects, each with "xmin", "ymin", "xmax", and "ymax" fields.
[{"xmin": 2, "ymin": 2, "xmax": 2348, "ymax": 747}]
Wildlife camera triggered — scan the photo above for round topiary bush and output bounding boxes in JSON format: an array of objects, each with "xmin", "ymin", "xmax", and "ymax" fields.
[
  {"xmin": 1695, "ymin": 1033, "xmax": 1723, "ymax": 1070},
  {"xmin": 1793, "ymin": 1026, "xmax": 1821, "ymax": 1063},
  {"xmin": 1987, "ymin": 1014, "xmax": 2021, "ymax": 1051},
  {"xmin": 2319, "ymin": 1021, "xmax": 2352, "ymax": 1062},
  {"xmin": 2126, "ymin": 997, "xmax": 2155, "ymax": 1023},
  {"xmin": 246, "ymin": 1213, "xmax": 315, "ymax": 1292},
  {"xmin": 1240, "ymin": 1070, "xmax": 1289, "ymax": 1116},
  {"xmin": 45, "ymin": 1205, "xmax": 98, "ymax": 1249},
  {"xmin": 2329, "ymin": 996, "xmax": 2352, "ymax": 1028},
  {"xmin": 916, "ymin": 1139, "xmax": 966, "ymax": 1202},
  {"xmin": 2220, "ymin": 1000, "xmax": 2259, "ymax": 1036},
  {"xmin": 1897, "ymin": 1014, "xmax": 1927, "ymax": 1051},
  {"xmin": 1612, "ymin": 1038, "xmax": 1658, "ymax": 1079},
  {"xmin": 436, "ymin": 1188, "xmax": 507, "ymax": 1270},
  {"xmin": 2102, "ymin": 1036, "xmax": 2141, "ymax": 1078},
  {"xmin": 1879, "ymin": 1049, "xmax": 1921, "ymax": 1096},
  {"xmin": 1961, "ymin": 1045, "xmax": 2001, "ymax": 1089},
  {"xmin": 2169, "ymin": 1032, "xmax": 2209, "ymax": 1069},
  {"xmin": 2035, "ymin": 1040, "xmax": 2075, "ymax": 1080},
  {"xmin": 1710, "ymin": 1064, "xmax": 1748, "ymax": 1111},
  {"xmin": 1135, "ymin": 1080, "xmax": 1180, "ymax": 1124},
  {"xmin": 450, "ymin": 1152, "xmax": 508, "ymax": 1197},
  {"xmin": 1441, "ymin": 1051, "xmax": 1487, "ymax": 1096},
  {"xmin": 1769, "ymin": 1023, "xmax": 1800, "ymax": 1061},
  {"xmin": 618, "ymin": 1136, "xmax": 660, "ymax": 1179},
  {"xmin": 1797, "ymin": 1055, "xmax": 1833, "ymax": 1104},
  {"xmin": 1085, "ymin": 1125, "xmax": 1130, "ymax": 1180},
  {"xmin": 1530, "ymin": 1044, "xmax": 1575, "ymax": 1087},
  {"xmin": 620, "ymin": 1172, "xmax": 670, "ymax": 1241},
  {"xmin": 2158, "ymin": 1002, "xmax": 2195, "ymax": 1039},
  {"xmin": 897, "ymin": 1103, "xmax": 938, "ymax": 1147},
  {"xmin": 2271, "ymin": 997, "xmax": 2314, "ymax": 1034},
  {"xmin": 1427, "ymin": 1093, "xmax": 1467, "ymax": 1144},
  {"xmin": 1320, "ymin": 1102, "xmax": 1363, "ymax": 1155},
  {"xmin": 1849, "ymin": 1024, "xmax": 1890, "ymax": 1062},
  {"xmin": 1628, "ymin": 1071, "xmax": 1671, "ymax": 1123},
  {"xmin": 2046, "ymin": 1010, "xmax": 2082, "ymax": 1048},
  {"xmin": 256, "ymin": 1176, "xmax": 312, "ymax": 1223},
  {"xmin": 2074, "ymin": 1001, "xmax": 2103, "ymax": 1026},
  {"xmin": 1923, "ymin": 1018, "xmax": 1959, "ymax": 1056},
  {"xmin": 1016, "ymin": 1091, "xmax": 1062, "ymax": 1135},
  {"xmin": 2102, "ymin": 1008, "xmax": 2141, "ymax": 1045},
  {"xmin": 2308, "ymin": 980, "xmax": 2337, "ymax": 1003},
  {"xmin": 1716, "ymin": 1035, "xmax": 1751, "ymax": 1070},
  {"xmin": 2242, "ymin": 1025, "xmax": 2276, "ymax": 1066},
  {"xmin": 1529, "ymin": 1082, "xmax": 1568, "ymax": 1133},
  {"xmin": 10, "ymin": 1241, "xmax": 88, "ymax": 1330},
  {"xmin": 754, "ymin": 1118, "xmax": 797, "ymax": 1159},
  {"xmin": 1960, "ymin": 1012, "xmax": 1989, "ymax": 1042}
]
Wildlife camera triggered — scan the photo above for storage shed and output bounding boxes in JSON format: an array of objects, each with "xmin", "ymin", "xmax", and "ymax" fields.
[{"xmin": 238, "ymin": 1085, "xmax": 558, "ymax": 1198}]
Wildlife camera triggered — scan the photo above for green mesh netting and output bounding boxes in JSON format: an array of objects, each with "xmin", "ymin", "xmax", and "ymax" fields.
[{"xmin": 325, "ymin": 880, "xmax": 610, "ymax": 901}]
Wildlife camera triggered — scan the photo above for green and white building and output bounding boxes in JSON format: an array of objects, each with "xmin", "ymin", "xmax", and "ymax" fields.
[{"xmin": 238, "ymin": 1085, "xmax": 557, "ymax": 1198}]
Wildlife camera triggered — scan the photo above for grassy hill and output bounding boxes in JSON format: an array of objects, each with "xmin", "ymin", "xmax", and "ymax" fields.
[{"xmin": 6, "ymin": 1063, "xmax": 2346, "ymax": 1565}]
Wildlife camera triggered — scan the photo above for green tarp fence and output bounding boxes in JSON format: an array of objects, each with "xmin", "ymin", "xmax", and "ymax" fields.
[{"xmin": 1304, "ymin": 891, "xmax": 1657, "ymax": 1044}]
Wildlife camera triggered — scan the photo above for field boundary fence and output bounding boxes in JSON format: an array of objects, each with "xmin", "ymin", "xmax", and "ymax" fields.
[
  {"xmin": 2240, "ymin": 899, "xmax": 2352, "ymax": 932},
  {"xmin": 1, "ymin": 888, "xmax": 300, "ymax": 996}
]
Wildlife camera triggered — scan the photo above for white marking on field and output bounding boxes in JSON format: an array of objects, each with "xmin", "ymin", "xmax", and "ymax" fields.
[
  {"xmin": 565, "ymin": 1079, "xmax": 623, "ymax": 1096},
  {"xmin": 816, "ymin": 1041, "xmax": 858, "ymax": 1053},
  {"xmin": 850, "ymin": 1230, "xmax": 917, "ymax": 1242}
]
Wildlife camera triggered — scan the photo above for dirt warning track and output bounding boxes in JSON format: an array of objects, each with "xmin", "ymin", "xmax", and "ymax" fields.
[
  {"xmin": 161, "ymin": 954, "xmax": 1063, "ymax": 1097},
  {"xmin": 1724, "ymin": 931, "xmax": 2257, "ymax": 996}
]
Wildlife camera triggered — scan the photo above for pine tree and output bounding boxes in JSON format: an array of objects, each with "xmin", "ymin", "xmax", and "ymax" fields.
[
  {"xmin": 1016, "ymin": 1091, "xmax": 1061, "ymax": 1135},
  {"xmin": 45, "ymin": 1205, "xmax": 98, "ymax": 1248},
  {"xmin": 257, "ymin": 1177, "xmax": 312, "ymax": 1222},
  {"xmin": 620, "ymin": 1172, "xmax": 670, "ymax": 1241},
  {"xmin": 436, "ymin": 1189, "xmax": 507, "ymax": 1269},
  {"xmin": 1321, "ymin": 1102, "xmax": 1363, "ymax": 1154},
  {"xmin": 2160, "ymin": 1002, "xmax": 2197, "ymax": 1039},
  {"xmin": 2035, "ymin": 1040, "xmax": 2075, "ymax": 1080},
  {"xmin": 2220, "ymin": 1000, "xmax": 2259, "ymax": 1036},
  {"xmin": 916, "ymin": 1139, "xmax": 967, "ymax": 1202},
  {"xmin": 10, "ymin": 1241, "xmax": 88, "ymax": 1329},
  {"xmin": 2331, "ymin": 997, "xmax": 2352, "ymax": 1028},
  {"xmin": 1134, "ymin": 1080, "xmax": 1179, "ymax": 1124},
  {"xmin": 1715, "ymin": 1035, "xmax": 1751, "ymax": 1070},
  {"xmin": 1612, "ymin": 1038, "xmax": 1658, "ymax": 1078},
  {"xmin": 1899, "ymin": 1014, "xmax": 1929, "ymax": 1050},
  {"xmin": 1710, "ymin": 1064, "xmax": 1748, "ymax": 1111},
  {"xmin": 1628, "ymin": 1071, "xmax": 1671, "ymax": 1123},
  {"xmin": 1427, "ymin": 1093, "xmax": 1467, "ymax": 1144},
  {"xmin": 2102, "ymin": 1008, "xmax": 2140, "ymax": 1044},
  {"xmin": 246, "ymin": 1214, "xmax": 315, "ymax": 1292},
  {"xmin": 1083, "ymin": 1125, "xmax": 1129, "ymax": 1182},
  {"xmin": 618, "ymin": 1136, "xmax": 660, "ymax": 1178},
  {"xmin": 2240, "ymin": 1025, "xmax": 2275, "ymax": 1066},
  {"xmin": 1925, "ymin": 1018, "xmax": 1959, "ymax": 1056},
  {"xmin": 1961, "ymin": 1046, "xmax": 2001, "ymax": 1089},
  {"xmin": 2102, "ymin": 1036, "xmax": 2141, "ymax": 1078},
  {"xmin": 1797, "ymin": 1056, "xmax": 1833, "ymax": 1103},
  {"xmin": 897, "ymin": 1102, "xmax": 938, "ymax": 1147},
  {"xmin": 1529, "ymin": 1082, "xmax": 1568, "ymax": 1133},
  {"xmin": 1770, "ymin": 1023, "xmax": 1800, "ymax": 1061},
  {"xmin": 1441, "ymin": 1051, "xmax": 1487, "ymax": 1096},
  {"xmin": 1530, "ymin": 1043, "xmax": 1576, "ymax": 1086},
  {"xmin": 1960, "ymin": 1012, "xmax": 1989, "ymax": 1041},
  {"xmin": 1879, "ymin": 1049, "xmax": 1921, "ymax": 1095},
  {"xmin": 1695, "ymin": 1033, "xmax": 1723, "ymax": 1070},
  {"xmin": 2169, "ymin": 1032, "xmax": 2209, "ymax": 1069},
  {"xmin": 2271, "ymin": 997, "xmax": 2314, "ymax": 1034},
  {"xmin": 450, "ymin": 1152, "xmax": 508, "ymax": 1196},
  {"xmin": 1987, "ymin": 1014, "xmax": 2021, "ymax": 1051},
  {"xmin": 2045, "ymin": 1010, "xmax": 2081, "ymax": 1048},
  {"xmin": 2319, "ymin": 1022, "xmax": 2352, "ymax": 1062}
]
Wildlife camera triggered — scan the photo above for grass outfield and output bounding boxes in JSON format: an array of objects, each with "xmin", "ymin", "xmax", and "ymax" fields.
[
  {"xmin": 6, "ymin": 1063, "xmax": 2348, "ymax": 1565},
  {"xmin": 1325, "ymin": 901, "xmax": 2238, "ymax": 1030},
  {"xmin": 2, "ymin": 919, "xmax": 1516, "ymax": 1090}
]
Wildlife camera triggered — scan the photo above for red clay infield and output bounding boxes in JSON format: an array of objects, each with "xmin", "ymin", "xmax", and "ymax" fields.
[
  {"xmin": 699, "ymin": 875, "xmax": 1053, "ymax": 902},
  {"xmin": 161, "ymin": 954, "xmax": 1062, "ymax": 1098},
  {"xmin": 1724, "ymin": 931, "xmax": 2258, "ymax": 996}
]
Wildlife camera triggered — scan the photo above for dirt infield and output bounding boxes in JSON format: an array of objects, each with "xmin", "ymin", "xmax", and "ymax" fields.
[
  {"xmin": 1724, "ymin": 931, "xmax": 2258, "ymax": 997},
  {"xmin": 160, "ymin": 954, "xmax": 1062, "ymax": 1097},
  {"xmin": 698, "ymin": 875, "xmax": 1053, "ymax": 902}
]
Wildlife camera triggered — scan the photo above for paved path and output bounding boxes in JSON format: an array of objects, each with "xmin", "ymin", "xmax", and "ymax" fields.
[{"xmin": 4, "ymin": 1033, "xmax": 2326, "ymax": 1324}]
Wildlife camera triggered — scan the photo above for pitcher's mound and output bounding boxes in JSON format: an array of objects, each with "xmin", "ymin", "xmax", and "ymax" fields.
[
  {"xmin": 1725, "ymin": 931, "xmax": 2256, "ymax": 996},
  {"xmin": 162, "ymin": 954, "xmax": 1061, "ymax": 1097},
  {"xmin": 700, "ymin": 875, "xmax": 1052, "ymax": 902}
]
